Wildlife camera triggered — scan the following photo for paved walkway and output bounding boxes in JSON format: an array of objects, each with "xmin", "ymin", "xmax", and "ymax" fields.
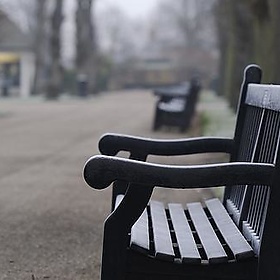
[{"xmin": 0, "ymin": 90, "xmax": 235, "ymax": 280}]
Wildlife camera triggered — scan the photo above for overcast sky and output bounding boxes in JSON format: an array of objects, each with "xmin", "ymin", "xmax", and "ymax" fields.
[
  {"xmin": 95, "ymin": 0, "xmax": 160, "ymax": 18},
  {"xmin": 65, "ymin": 0, "xmax": 160, "ymax": 18}
]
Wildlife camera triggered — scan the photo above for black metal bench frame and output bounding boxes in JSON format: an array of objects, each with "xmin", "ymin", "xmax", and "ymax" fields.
[{"xmin": 83, "ymin": 65, "xmax": 280, "ymax": 280}]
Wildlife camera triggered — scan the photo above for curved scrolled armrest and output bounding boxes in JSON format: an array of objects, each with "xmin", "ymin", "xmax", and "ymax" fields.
[
  {"xmin": 98, "ymin": 133, "xmax": 234, "ymax": 158},
  {"xmin": 83, "ymin": 155, "xmax": 274, "ymax": 190}
]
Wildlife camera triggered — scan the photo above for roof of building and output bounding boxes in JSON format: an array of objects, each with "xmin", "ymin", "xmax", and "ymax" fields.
[{"xmin": 0, "ymin": 10, "xmax": 33, "ymax": 52}]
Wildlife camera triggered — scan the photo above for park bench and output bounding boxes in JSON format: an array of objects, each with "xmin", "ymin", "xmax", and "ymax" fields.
[
  {"xmin": 83, "ymin": 64, "xmax": 280, "ymax": 280},
  {"xmin": 153, "ymin": 78, "xmax": 201, "ymax": 132}
]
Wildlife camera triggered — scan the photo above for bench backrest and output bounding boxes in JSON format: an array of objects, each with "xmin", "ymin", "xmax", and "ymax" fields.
[{"xmin": 224, "ymin": 65, "xmax": 280, "ymax": 254}]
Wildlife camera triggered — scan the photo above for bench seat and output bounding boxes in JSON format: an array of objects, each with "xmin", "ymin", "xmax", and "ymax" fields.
[{"xmin": 129, "ymin": 196, "xmax": 255, "ymax": 264}]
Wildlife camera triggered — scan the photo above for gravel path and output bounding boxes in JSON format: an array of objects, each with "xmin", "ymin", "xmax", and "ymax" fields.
[{"xmin": 0, "ymin": 90, "xmax": 218, "ymax": 280}]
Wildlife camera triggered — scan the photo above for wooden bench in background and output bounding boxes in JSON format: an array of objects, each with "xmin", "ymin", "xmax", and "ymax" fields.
[
  {"xmin": 83, "ymin": 64, "xmax": 280, "ymax": 280},
  {"xmin": 153, "ymin": 78, "xmax": 201, "ymax": 132}
]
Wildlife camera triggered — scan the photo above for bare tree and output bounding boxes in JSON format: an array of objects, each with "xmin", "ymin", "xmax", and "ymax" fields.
[
  {"xmin": 0, "ymin": 0, "xmax": 36, "ymax": 32},
  {"xmin": 147, "ymin": 0, "xmax": 218, "ymax": 84},
  {"xmin": 155, "ymin": 0, "xmax": 216, "ymax": 49},
  {"xmin": 214, "ymin": 0, "xmax": 280, "ymax": 109},
  {"xmin": 75, "ymin": 0, "xmax": 98, "ymax": 94},
  {"xmin": 214, "ymin": 0, "xmax": 253, "ymax": 108},
  {"xmin": 97, "ymin": 6, "xmax": 139, "ymax": 63},
  {"xmin": 250, "ymin": 0, "xmax": 280, "ymax": 83},
  {"xmin": 46, "ymin": 0, "xmax": 64, "ymax": 99}
]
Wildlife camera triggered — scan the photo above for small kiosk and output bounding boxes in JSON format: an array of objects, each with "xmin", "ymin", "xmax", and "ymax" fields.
[{"xmin": 0, "ymin": 11, "xmax": 35, "ymax": 98}]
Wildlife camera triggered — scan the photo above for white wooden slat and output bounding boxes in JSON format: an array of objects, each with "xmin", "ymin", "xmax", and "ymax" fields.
[
  {"xmin": 116, "ymin": 194, "xmax": 150, "ymax": 253},
  {"xmin": 130, "ymin": 208, "xmax": 150, "ymax": 253},
  {"xmin": 150, "ymin": 200, "xmax": 175, "ymax": 261},
  {"xmin": 206, "ymin": 198, "xmax": 254, "ymax": 260},
  {"xmin": 187, "ymin": 202, "xmax": 228, "ymax": 263},
  {"xmin": 168, "ymin": 203, "xmax": 201, "ymax": 263}
]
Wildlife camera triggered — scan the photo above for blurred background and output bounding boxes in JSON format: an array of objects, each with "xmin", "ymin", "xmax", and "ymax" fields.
[
  {"xmin": 0, "ymin": 0, "xmax": 279, "ymax": 279},
  {"xmin": 0, "ymin": 0, "xmax": 278, "ymax": 107}
]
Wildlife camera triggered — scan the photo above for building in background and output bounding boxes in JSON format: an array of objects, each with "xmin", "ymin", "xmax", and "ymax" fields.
[{"xmin": 0, "ymin": 10, "xmax": 35, "ymax": 98}]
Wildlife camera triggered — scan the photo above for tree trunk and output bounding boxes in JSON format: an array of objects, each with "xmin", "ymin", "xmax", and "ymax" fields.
[
  {"xmin": 32, "ymin": 0, "xmax": 47, "ymax": 95},
  {"xmin": 228, "ymin": 1, "xmax": 253, "ymax": 110},
  {"xmin": 213, "ymin": 0, "xmax": 280, "ymax": 109},
  {"xmin": 214, "ymin": 0, "xmax": 230, "ymax": 97},
  {"xmin": 251, "ymin": 0, "xmax": 280, "ymax": 83},
  {"xmin": 269, "ymin": 0, "xmax": 280, "ymax": 84},
  {"xmin": 46, "ymin": 0, "xmax": 64, "ymax": 99},
  {"xmin": 215, "ymin": 0, "xmax": 253, "ymax": 110},
  {"xmin": 75, "ymin": 0, "xmax": 98, "ymax": 95}
]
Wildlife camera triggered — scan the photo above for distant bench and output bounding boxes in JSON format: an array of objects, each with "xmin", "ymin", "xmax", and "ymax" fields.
[
  {"xmin": 153, "ymin": 79, "xmax": 201, "ymax": 132},
  {"xmin": 84, "ymin": 64, "xmax": 280, "ymax": 280}
]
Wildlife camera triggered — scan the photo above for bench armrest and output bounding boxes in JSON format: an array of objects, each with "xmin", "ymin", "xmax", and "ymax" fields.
[
  {"xmin": 99, "ymin": 133, "xmax": 234, "ymax": 160},
  {"xmin": 84, "ymin": 155, "xmax": 274, "ymax": 190}
]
